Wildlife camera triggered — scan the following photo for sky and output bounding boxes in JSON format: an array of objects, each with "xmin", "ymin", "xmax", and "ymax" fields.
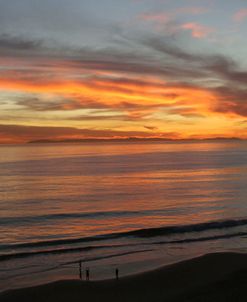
[{"xmin": 1, "ymin": 0, "xmax": 247, "ymax": 143}]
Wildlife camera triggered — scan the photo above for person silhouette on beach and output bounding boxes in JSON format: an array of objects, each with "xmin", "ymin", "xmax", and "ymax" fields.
[
  {"xmin": 79, "ymin": 261, "xmax": 82, "ymax": 280},
  {"xmin": 115, "ymin": 268, "xmax": 119, "ymax": 280},
  {"xmin": 86, "ymin": 268, "xmax": 90, "ymax": 281}
]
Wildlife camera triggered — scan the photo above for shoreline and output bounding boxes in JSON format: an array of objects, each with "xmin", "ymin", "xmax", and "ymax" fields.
[{"xmin": 1, "ymin": 252, "xmax": 247, "ymax": 302}]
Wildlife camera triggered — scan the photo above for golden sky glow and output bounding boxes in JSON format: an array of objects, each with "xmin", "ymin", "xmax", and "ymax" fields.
[{"xmin": 0, "ymin": 0, "xmax": 247, "ymax": 143}]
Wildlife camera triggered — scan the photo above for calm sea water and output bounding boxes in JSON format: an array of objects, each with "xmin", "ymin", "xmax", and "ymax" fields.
[{"xmin": 0, "ymin": 141, "xmax": 247, "ymax": 291}]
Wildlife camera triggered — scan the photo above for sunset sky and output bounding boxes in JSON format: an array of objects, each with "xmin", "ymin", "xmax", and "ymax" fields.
[{"xmin": 1, "ymin": 0, "xmax": 247, "ymax": 143}]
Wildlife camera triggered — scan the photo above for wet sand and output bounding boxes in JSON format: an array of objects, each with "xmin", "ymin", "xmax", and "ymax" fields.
[{"xmin": 1, "ymin": 252, "xmax": 247, "ymax": 302}]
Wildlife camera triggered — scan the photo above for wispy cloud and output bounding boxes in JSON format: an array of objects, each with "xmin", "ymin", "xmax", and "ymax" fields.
[
  {"xmin": 1, "ymin": 32, "xmax": 247, "ymax": 122},
  {"xmin": 180, "ymin": 22, "xmax": 213, "ymax": 38},
  {"xmin": 138, "ymin": 8, "xmax": 212, "ymax": 39},
  {"xmin": 139, "ymin": 5, "xmax": 208, "ymax": 24},
  {"xmin": 233, "ymin": 8, "xmax": 247, "ymax": 22}
]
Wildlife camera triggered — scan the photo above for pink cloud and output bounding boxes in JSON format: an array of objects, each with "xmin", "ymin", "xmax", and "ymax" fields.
[
  {"xmin": 139, "ymin": 6, "xmax": 208, "ymax": 25},
  {"xmin": 233, "ymin": 9, "xmax": 247, "ymax": 22},
  {"xmin": 139, "ymin": 12, "xmax": 170, "ymax": 24},
  {"xmin": 181, "ymin": 22, "xmax": 213, "ymax": 38}
]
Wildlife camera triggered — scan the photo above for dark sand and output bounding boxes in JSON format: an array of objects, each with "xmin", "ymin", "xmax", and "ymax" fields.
[{"xmin": 1, "ymin": 252, "xmax": 247, "ymax": 302}]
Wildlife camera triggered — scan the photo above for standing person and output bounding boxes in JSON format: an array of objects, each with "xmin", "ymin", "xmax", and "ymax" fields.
[
  {"xmin": 79, "ymin": 261, "xmax": 82, "ymax": 280},
  {"xmin": 115, "ymin": 268, "xmax": 119, "ymax": 280},
  {"xmin": 86, "ymin": 268, "xmax": 90, "ymax": 281}
]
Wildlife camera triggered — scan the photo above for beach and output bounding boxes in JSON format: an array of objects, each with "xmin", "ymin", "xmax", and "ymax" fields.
[{"xmin": 1, "ymin": 252, "xmax": 247, "ymax": 302}]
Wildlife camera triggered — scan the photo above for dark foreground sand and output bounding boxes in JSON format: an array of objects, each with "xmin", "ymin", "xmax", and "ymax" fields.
[{"xmin": 1, "ymin": 252, "xmax": 247, "ymax": 302}]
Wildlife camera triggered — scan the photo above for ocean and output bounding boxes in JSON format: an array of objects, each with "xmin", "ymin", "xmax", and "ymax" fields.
[{"xmin": 0, "ymin": 141, "xmax": 247, "ymax": 291}]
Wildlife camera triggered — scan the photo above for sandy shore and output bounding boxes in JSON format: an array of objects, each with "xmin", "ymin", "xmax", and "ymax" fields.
[{"xmin": 1, "ymin": 252, "xmax": 247, "ymax": 302}]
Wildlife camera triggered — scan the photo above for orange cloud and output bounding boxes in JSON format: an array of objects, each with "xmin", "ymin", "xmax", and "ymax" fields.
[{"xmin": 0, "ymin": 73, "xmax": 214, "ymax": 116}]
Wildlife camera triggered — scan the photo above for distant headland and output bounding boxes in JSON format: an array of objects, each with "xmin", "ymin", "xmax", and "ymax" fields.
[{"xmin": 28, "ymin": 137, "xmax": 243, "ymax": 144}]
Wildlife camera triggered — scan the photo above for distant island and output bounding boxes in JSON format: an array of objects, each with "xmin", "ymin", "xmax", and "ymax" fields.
[{"xmin": 28, "ymin": 137, "xmax": 243, "ymax": 144}]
